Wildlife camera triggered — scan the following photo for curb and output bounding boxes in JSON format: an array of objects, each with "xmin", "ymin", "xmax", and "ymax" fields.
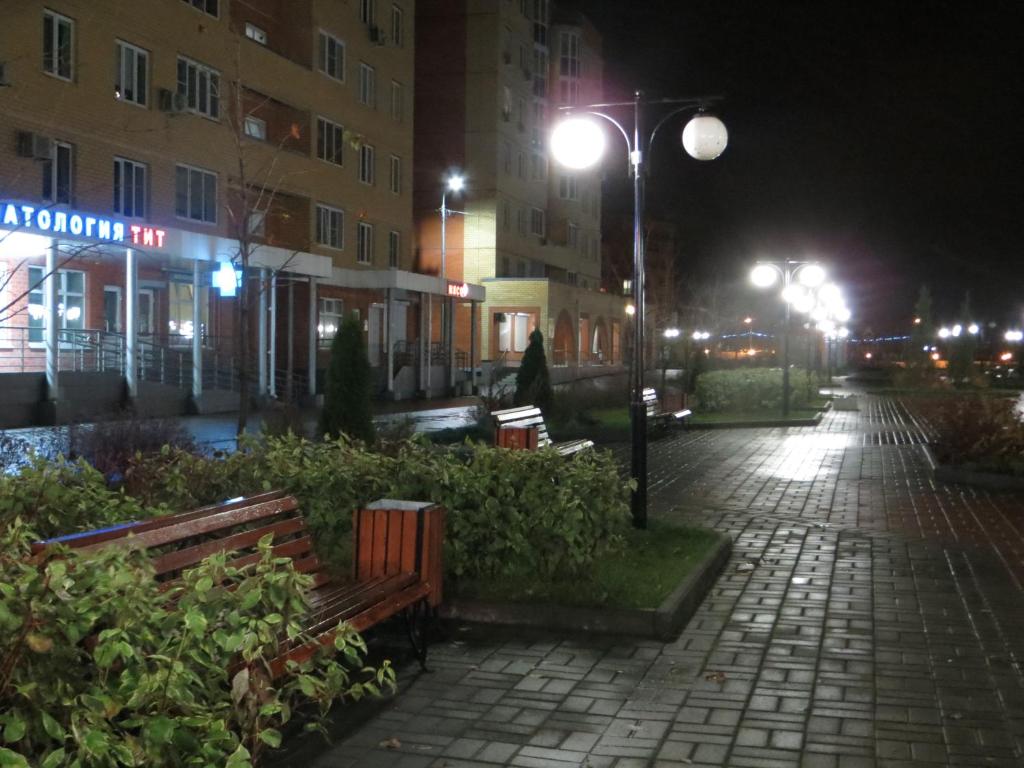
[
  {"xmin": 923, "ymin": 443, "xmax": 1024, "ymax": 491},
  {"xmin": 440, "ymin": 533, "xmax": 733, "ymax": 641}
]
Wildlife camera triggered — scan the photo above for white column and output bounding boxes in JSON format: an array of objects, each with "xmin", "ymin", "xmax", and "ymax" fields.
[
  {"xmin": 425, "ymin": 294, "xmax": 432, "ymax": 393},
  {"xmin": 286, "ymin": 278, "xmax": 294, "ymax": 401},
  {"xmin": 307, "ymin": 277, "xmax": 317, "ymax": 397},
  {"xmin": 448, "ymin": 297, "xmax": 457, "ymax": 394},
  {"xmin": 44, "ymin": 239, "xmax": 59, "ymax": 401},
  {"xmin": 385, "ymin": 288, "xmax": 395, "ymax": 396},
  {"xmin": 191, "ymin": 258, "xmax": 203, "ymax": 403},
  {"xmin": 125, "ymin": 248, "xmax": 138, "ymax": 399},
  {"xmin": 268, "ymin": 272, "xmax": 277, "ymax": 398},
  {"xmin": 257, "ymin": 268, "xmax": 268, "ymax": 397}
]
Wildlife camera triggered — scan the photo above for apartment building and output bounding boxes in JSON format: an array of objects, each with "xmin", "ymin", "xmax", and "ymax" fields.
[
  {"xmin": 414, "ymin": 0, "xmax": 625, "ymax": 381},
  {"xmin": 0, "ymin": 0, "xmax": 478, "ymax": 427}
]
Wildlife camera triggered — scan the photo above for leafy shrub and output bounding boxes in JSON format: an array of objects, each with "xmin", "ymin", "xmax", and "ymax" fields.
[
  {"xmin": 0, "ymin": 520, "xmax": 393, "ymax": 767},
  {"xmin": 694, "ymin": 368, "xmax": 812, "ymax": 413},
  {"xmin": 912, "ymin": 395, "xmax": 1024, "ymax": 474},
  {"xmin": 65, "ymin": 416, "xmax": 196, "ymax": 482}
]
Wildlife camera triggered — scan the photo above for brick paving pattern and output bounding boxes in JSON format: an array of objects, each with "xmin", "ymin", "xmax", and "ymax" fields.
[{"xmin": 293, "ymin": 394, "xmax": 1024, "ymax": 767}]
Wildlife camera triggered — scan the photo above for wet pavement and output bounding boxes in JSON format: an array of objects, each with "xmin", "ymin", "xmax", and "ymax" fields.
[{"xmin": 278, "ymin": 390, "xmax": 1024, "ymax": 767}]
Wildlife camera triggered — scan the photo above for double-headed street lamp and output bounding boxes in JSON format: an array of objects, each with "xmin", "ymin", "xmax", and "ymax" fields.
[
  {"xmin": 550, "ymin": 92, "xmax": 728, "ymax": 529},
  {"xmin": 438, "ymin": 173, "xmax": 466, "ymax": 395},
  {"xmin": 750, "ymin": 261, "xmax": 836, "ymax": 416}
]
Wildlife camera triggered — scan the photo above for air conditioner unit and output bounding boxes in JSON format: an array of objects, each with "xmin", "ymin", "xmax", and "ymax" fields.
[
  {"xmin": 158, "ymin": 88, "xmax": 187, "ymax": 113},
  {"xmin": 16, "ymin": 131, "xmax": 52, "ymax": 160}
]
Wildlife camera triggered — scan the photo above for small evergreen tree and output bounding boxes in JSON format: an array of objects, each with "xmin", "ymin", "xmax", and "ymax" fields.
[
  {"xmin": 514, "ymin": 329, "xmax": 554, "ymax": 413},
  {"xmin": 909, "ymin": 285, "xmax": 934, "ymax": 366},
  {"xmin": 319, "ymin": 316, "xmax": 376, "ymax": 443}
]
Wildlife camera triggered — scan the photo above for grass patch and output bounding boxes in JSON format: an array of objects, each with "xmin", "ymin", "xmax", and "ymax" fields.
[{"xmin": 451, "ymin": 521, "xmax": 721, "ymax": 610}]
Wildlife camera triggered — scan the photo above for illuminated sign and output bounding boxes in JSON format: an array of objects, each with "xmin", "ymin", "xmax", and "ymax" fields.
[
  {"xmin": 213, "ymin": 262, "xmax": 241, "ymax": 297},
  {"xmin": 446, "ymin": 281, "xmax": 470, "ymax": 298},
  {"xmin": 0, "ymin": 202, "xmax": 165, "ymax": 248}
]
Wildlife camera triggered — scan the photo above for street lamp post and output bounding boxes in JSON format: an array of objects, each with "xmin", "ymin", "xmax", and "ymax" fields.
[
  {"xmin": 751, "ymin": 261, "xmax": 827, "ymax": 417},
  {"xmin": 550, "ymin": 92, "xmax": 728, "ymax": 529},
  {"xmin": 439, "ymin": 174, "xmax": 465, "ymax": 396}
]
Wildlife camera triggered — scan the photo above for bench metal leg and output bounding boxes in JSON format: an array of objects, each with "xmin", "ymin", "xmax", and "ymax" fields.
[{"xmin": 404, "ymin": 601, "xmax": 431, "ymax": 672}]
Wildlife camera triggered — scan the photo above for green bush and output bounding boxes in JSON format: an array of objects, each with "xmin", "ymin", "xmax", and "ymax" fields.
[
  {"xmin": 912, "ymin": 395, "xmax": 1024, "ymax": 474},
  {"xmin": 0, "ymin": 520, "xmax": 393, "ymax": 767},
  {"xmin": 694, "ymin": 368, "xmax": 812, "ymax": 413}
]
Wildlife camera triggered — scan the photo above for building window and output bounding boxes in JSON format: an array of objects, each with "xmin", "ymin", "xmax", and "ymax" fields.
[
  {"xmin": 530, "ymin": 152, "xmax": 546, "ymax": 181},
  {"xmin": 318, "ymin": 32, "xmax": 345, "ymax": 81},
  {"xmin": 503, "ymin": 142, "xmax": 512, "ymax": 174},
  {"xmin": 359, "ymin": 144, "xmax": 375, "ymax": 184},
  {"xmin": 115, "ymin": 41, "xmax": 148, "ymax": 106},
  {"xmin": 500, "ymin": 255, "xmax": 511, "ymax": 276},
  {"xmin": 175, "ymin": 164, "xmax": 217, "ymax": 223},
  {"xmin": 244, "ymin": 115, "xmax": 267, "ymax": 140},
  {"xmin": 27, "ymin": 267, "xmax": 84, "ymax": 343},
  {"xmin": 568, "ymin": 221, "xmax": 578, "ymax": 248},
  {"xmin": 533, "ymin": 48, "xmax": 547, "ymax": 98},
  {"xmin": 389, "ymin": 155, "xmax": 401, "ymax": 194},
  {"xmin": 391, "ymin": 5, "xmax": 404, "ymax": 47},
  {"xmin": 517, "ymin": 152, "xmax": 525, "ymax": 179},
  {"xmin": 176, "ymin": 56, "xmax": 220, "ymax": 118},
  {"xmin": 42, "ymin": 140, "xmax": 73, "ymax": 204},
  {"xmin": 566, "ymin": 271, "xmax": 577, "ymax": 286},
  {"xmin": 357, "ymin": 222, "xmax": 374, "ymax": 264},
  {"xmin": 498, "ymin": 312, "xmax": 531, "ymax": 353},
  {"xmin": 559, "ymin": 174, "xmax": 578, "ymax": 200},
  {"xmin": 318, "ymin": 298, "xmax": 343, "ymax": 347},
  {"xmin": 315, "ymin": 204, "xmax": 343, "ymax": 249},
  {"xmin": 181, "ymin": 0, "xmax": 218, "ymax": 16},
  {"xmin": 113, "ymin": 157, "xmax": 147, "ymax": 218},
  {"xmin": 502, "ymin": 200, "xmax": 510, "ymax": 231},
  {"xmin": 43, "ymin": 10, "xmax": 74, "ymax": 80},
  {"xmin": 530, "ymin": 207, "xmax": 545, "ymax": 237},
  {"xmin": 558, "ymin": 30, "xmax": 580, "ymax": 105},
  {"xmin": 245, "ymin": 23, "xmax": 267, "ymax": 45},
  {"xmin": 390, "ymin": 81, "xmax": 403, "ymax": 122},
  {"xmin": 519, "ymin": 43, "xmax": 529, "ymax": 72},
  {"xmin": 316, "ymin": 117, "xmax": 344, "ymax": 165},
  {"xmin": 388, "ymin": 230, "xmax": 400, "ymax": 268},
  {"xmin": 360, "ymin": 0, "xmax": 376, "ymax": 25},
  {"xmin": 517, "ymin": 207, "xmax": 527, "ymax": 236},
  {"xmin": 168, "ymin": 283, "xmax": 208, "ymax": 345},
  {"xmin": 359, "ymin": 63, "xmax": 376, "ymax": 106}
]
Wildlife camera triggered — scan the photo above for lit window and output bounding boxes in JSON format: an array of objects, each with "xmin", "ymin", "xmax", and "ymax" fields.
[
  {"xmin": 388, "ymin": 230, "xmax": 400, "ymax": 268},
  {"xmin": 359, "ymin": 63, "xmax": 376, "ymax": 106},
  {"xmin": 498, "ymin": 312, "xmax": 532, "ymax": 353},
  {"xmin": 247, "ymin": 210, "xmax": 266, "ymax": 237},
  {"xmin": 42, "ymin": 141, "xmax": 73, "ymax": 204},
  {"xmin": 245, "ymin": 23, "xmax": 267, "ymax": 45},
  {"xmin": 113, "ymin": 157, "xmax": 147, "ymax": 218},
  {"xmin": 27, "ymin": 267, "xmax": 85, "ymax": 343},
  {"xmin": 389, "ymin": 155, "xmax": 401, "ymax": 194},
  {"xmin": 115, "ymin": 41, "xmax": 148, "ymax": 106},
  {"xmin": 316, "ymin": 204, "xmax": 344, "ymax": 249},
  {"xmin": 43, "ymin": 10, "xmax": 74, "ymax": 80},
  {"xmin": 176, "ymin": 56, "xmax": 220, "ymax": 118},
  {"xmin": 243, "ymin": 116, "xmax": 266, "ymax": 140},
  {"xmin": 316, "ymin": 117, "xmax": 344, "ymax": 165},
  {"xmin": 359, "ymin": 144, "xmax": 375, "ymax": 185},
  {"xmin": 318, "ymin": 32, "xmax": 345, "ymax": 81},
  {"xmin": 357, "ymin": 221, "xmax": 374, "ymax": 264},
  {"xmin": 168, "ymin": 283, "xmax": 208, "ymax": 346},
  {"xmin": 318, "ymin": 298, "xmax": 344, "ymax": 346},
  {"xmin": 175, "ymin": 164, "xmax": 217, "ymax": 223}
]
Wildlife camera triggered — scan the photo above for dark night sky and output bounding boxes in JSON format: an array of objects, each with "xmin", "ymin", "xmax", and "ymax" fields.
[{"xmin": 583, "ymin": 0, "xmax": 1024, "ymax": 333}]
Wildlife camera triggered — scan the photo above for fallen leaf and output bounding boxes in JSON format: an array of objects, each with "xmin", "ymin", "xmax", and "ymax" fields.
[
  {"xmin": 379, "ymin": 737, "xmax": 402, "ymax": 750},
  {"xmin": 704, "ymin": 671, "xmax": 727, "ymax": 684}
]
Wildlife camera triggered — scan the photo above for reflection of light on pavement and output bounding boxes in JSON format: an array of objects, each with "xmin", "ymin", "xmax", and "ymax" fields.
[{"xmin": 759, "ymin": 433, "xmax": 850, "ymax": 482}]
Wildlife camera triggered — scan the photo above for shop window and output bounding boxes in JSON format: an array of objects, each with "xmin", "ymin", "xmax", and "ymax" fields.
[
  {"xmin": 318, "ymin": 298, "xmax": 343, "ymax": 347},
  {"xmin": 27, "ymin": 267, "xmax": 84, "ymax": 343},
  {"xmin": 168, "ymin": 282, "xmax": 209, "ymax": 346},
  {"xmin": 498, "ymin": 312, "xmax": 532, "ymax": 353}
]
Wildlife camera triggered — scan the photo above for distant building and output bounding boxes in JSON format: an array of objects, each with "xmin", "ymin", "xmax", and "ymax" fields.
[
  {"xmin": 0, "ymin": 0, "xmax": 478, "ymax": 427},
  {"xmin": 414, "ymin": 0, "xmax": 626, "ymax": 384}
]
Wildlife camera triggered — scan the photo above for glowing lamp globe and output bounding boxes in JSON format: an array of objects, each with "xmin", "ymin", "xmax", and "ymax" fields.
[
  {"xmin": 550, "ymin": 117, "xmax": 606, "ymax": 170},
  {"xmin": 682, "ymin": 114, "xmax": 728, "ymax": 161},
  {"xmin": 750, "ymin": 264, "xmax": 778, "ymax": 288},
  {"xmin": 797, "ymin": 264, "xmax": 826, "ymax": 287}
]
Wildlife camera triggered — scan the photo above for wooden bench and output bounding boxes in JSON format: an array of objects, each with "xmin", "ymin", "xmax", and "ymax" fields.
[
  {"xmin": 643, "ymin": 387, "xmax": 692, "ymax": 429},
  {"xmin": 34, "ymin": 491, "xmax": 445, "ymax": 676},
  {"xmin": 492, "ymin": 405, "xmax": 593, "ymax": 456}
]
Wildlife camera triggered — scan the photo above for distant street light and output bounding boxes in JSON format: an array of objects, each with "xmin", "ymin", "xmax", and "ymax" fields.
[
  {"xmin": 438, "ymin": 172, "xmax": 467, "ymax": 395},
  {"xmin": 938, "ymin": 327, "xmax": 951, "ymax": 339},
  {"xmin": 551, "ymin": 91, "xmax": 727, "ymax": 530},
  {"xmin": 663, "ymin": 327, "xmax": 680, "ymax": 339},
  {"xmin": 749, "ymin": 260, "xmax": 829, "ymax": 416},
  {"xmin": 1005, "ymin": 330, "xmax": 1023, "ymax": 342}
]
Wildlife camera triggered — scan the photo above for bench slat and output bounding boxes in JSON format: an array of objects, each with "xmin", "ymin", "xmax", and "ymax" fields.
[{"xmin": 153, "ymin": 515, "xmax": 307, "ymax": 576}]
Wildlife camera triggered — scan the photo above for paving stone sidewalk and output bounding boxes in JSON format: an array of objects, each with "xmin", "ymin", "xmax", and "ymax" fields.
[{"xmin": 284, "ymin": 394, "xmax": 1024, "ymax": 768}]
